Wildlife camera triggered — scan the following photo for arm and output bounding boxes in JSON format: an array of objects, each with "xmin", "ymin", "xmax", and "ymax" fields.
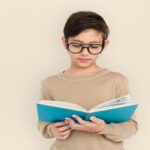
[
  {"xmin": 96, "ymin": 114, "xmax": 138, "ymax": 142},
  {"xmin": 37, "ymin": 120, "xmax": 54, "ymax": 138},
  {"xmin": 94, "ymin": 75, "xmax": 139, "ymax": 142},
  {"xmin": 37, "ymin": 80, "xmax": 55, "ymax": 138}
]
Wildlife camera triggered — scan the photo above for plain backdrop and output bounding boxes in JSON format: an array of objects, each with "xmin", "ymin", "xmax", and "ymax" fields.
[{"xmin": 0, "ymin": 0, "xmax": 150, "ymax": 150}]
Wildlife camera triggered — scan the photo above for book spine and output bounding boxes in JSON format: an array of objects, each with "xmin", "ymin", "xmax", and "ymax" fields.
[{"xmin": 85, "ymin": 112, "xmax": 90, "ymax": 121}]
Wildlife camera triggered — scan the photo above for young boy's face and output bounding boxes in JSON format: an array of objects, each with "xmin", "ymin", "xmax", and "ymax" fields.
[{"xmin": 62, "ymin": 28, "xmax": 109, "ymax": 69}]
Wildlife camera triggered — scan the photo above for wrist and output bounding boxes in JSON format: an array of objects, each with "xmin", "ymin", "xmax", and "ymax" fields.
[
  {"xmin": 47, "ymin": 124, "xmax": 55, "ymax": 137},
  {"xmin": 93, "ymin": 122, "xmax": 106, "ymax": 134}
]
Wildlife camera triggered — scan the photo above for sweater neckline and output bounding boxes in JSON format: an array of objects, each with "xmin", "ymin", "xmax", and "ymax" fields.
[{"xmin": 58, "ymin": 68, "xmax": 109, "ymax": 81}]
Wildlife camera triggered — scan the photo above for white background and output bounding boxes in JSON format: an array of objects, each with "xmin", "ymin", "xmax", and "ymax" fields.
[{"xmin": 0, "ymin": 0, "xmax": 150, "ymax": 150}]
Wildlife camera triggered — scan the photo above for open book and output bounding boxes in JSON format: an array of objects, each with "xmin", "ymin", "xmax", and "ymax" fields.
[{"xmin": 36, "ymin": 95, "xmax": 138, "ymax": 124}]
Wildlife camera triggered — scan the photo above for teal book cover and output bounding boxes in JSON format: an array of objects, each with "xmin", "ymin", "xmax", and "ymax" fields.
[{"xmin": 36, "ymin": 95, "xmax": 138, "ymax": 124}]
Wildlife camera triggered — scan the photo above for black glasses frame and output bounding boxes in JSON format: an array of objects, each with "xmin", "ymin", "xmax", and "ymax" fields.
[{"xmin": 66, "ymin": 42, "xmax": 104, "ymax": 55}]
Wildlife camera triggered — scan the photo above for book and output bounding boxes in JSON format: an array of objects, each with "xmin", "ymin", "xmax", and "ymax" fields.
[{"xmin": 36, "ymin": 95, "xmax": 138, "ymax": 124}]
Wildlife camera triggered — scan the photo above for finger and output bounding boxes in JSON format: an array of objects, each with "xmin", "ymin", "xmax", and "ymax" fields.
[
  {"xmin": 72, "ymin": 115, "xmax": 88, "ymax": 126},
  {"xmin": 65, "ymin": 117, "xmax": 79, "ymax": 128},
  {"xmin": 60, "ymin": 129, "xmax": 72, "ymax": 136},
  {"xmin": 65, "ymin": 117, "xmax": 82, "ymax": 127},
  {"xmin": 65, "ymin": 117, "xmax": 75, "ymax": 125},
  {"xmin": 58, "ymin": 124, "xmax": 71, "ymax": 132},
  {"xmin": 64, "ymin": 119, "xmax": 70, "ymax": 125},
  {"xmin": 65, "ymin": 117, "xmax": 88, "ymax": 131},
  {"xmin": 72, "ymin": 115, "xmax": 96, "ymax": 128},
  {"xmin": 54, "ymin": 122, "xmax": 69, "ymax": 127},
  {"xmin": 90, "ymin": 116, "xmax": 105, "ymax": 125}
]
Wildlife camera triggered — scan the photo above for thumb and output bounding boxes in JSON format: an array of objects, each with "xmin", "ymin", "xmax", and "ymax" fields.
[{"xmin": 90, "ymin": 116, "xmax": 105, "ymax": 125}]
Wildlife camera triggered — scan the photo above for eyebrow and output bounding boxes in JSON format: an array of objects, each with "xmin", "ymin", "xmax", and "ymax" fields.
[{"xmin": 71, "ymin": 39, "xmax": 102, "ymax": 44}]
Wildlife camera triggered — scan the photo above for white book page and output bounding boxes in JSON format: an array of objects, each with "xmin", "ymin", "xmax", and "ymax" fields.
[
  {"xmin": 90, "ymin": 94, "xmax": 132, "ymax": 110},
  {"xmin": 38, "ymin": 100, "xmax": 87, "ymax": 112},
  {"xmin": 89, "ymin": 102, "xmax": 137, "ymax": 113}
]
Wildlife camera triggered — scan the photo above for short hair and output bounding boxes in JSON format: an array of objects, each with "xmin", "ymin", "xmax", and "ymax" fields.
[{"xmin": 63, "ymin": 11, "xmax": 110, "ymax": 45}]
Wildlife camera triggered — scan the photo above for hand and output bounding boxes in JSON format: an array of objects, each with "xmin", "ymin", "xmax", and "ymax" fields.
[
  {"xmin": 65, "ymin": 115, "xmax": 106, "ymax": 134},
  {"xmin": 51, "ymin": 121, "xmax": 72, "ymax": 140}
]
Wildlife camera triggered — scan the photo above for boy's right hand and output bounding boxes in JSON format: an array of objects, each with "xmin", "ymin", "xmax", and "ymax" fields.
[{"xmin": 50, "ymin": 121, "xmax": 72, "ymax": 140}]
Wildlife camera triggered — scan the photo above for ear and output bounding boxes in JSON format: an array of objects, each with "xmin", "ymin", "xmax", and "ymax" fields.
[
  {"xmin": 103, "ymin": 39, "xmax": 110, "ymax": 49},
  {"xmin": 61, "ymin": 36, "xmax": 67, "ymax": 49}
]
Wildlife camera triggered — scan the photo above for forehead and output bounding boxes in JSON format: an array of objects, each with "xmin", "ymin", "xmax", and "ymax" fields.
[{"xmin": 68, "ymin": 28, "xmax": 103, "ymax": 43}]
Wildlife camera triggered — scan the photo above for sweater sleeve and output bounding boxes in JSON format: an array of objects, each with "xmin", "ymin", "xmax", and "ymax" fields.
[
  {"xmin": 94, "ymin": 75, "xmax": 139, "ymax": 142},
  {"xmin": 37, "ymin": 80, "xmax": 55, "ymax": 139}
]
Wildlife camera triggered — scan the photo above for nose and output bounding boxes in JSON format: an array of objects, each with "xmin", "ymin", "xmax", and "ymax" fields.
[{"xmin": 80, "ymin": 47, "xmax": 89, "ymax": 56}]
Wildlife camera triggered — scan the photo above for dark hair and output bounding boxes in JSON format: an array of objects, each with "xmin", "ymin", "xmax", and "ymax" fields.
[{"xmin": 63, "ymin": 11, "xmax": 110, "ymax": 47}]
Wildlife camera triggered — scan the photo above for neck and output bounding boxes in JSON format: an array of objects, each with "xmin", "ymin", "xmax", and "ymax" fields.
[{"xmin": 64, "ymin": 64, "xmax": 103, "ymax": 76}]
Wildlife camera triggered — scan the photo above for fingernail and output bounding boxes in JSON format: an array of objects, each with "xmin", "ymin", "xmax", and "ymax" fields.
[{"xmin": 90, "ymin": 116, "xmax": 95, "ymax": 120}]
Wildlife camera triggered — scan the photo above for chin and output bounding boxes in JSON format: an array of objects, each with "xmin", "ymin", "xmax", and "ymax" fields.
[{"xmin": 76, "ymin": 62, "xmax": 93, "ymax": 68}]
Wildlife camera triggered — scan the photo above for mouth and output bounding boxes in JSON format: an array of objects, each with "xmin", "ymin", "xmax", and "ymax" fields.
[{"xmin": 77, "ymin": 58, "xmax": 92, "ymax": 63}]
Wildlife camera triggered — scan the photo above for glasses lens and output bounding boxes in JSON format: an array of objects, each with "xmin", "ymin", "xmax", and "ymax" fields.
[
  {"xmin": 89, "ymin": 44, "xmax": 102, "ymax": 54},
  {"xmin": 68, "ymin": 43, "xmax": 82, "ymax": 53}
]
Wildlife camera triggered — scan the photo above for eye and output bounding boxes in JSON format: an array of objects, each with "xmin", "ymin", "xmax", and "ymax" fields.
[
  {"xmin": 90, "ymin": 44, "xmax": 101, "ymax": 49},
  {"xmin": 71, "ymin": 43, "xmax": 82, "ymax": 47}
]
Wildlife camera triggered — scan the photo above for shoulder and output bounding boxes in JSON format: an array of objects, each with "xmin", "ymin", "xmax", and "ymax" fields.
[
  {"xmin": 106, "ymin": 69, "xmax": 129, "ymax": 83},
  {"xmin": 41, "ymin": 72, "xmax": 60, "ymax": 85},
  {"xmin": 107, "ymin": 69, "xmax": 130, "ymax": 97}
]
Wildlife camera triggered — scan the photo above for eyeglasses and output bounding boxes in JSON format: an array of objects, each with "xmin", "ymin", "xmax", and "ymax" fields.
[{"xmin": 67, "ymin": 42, "xmax": 104, "ymax": 55}]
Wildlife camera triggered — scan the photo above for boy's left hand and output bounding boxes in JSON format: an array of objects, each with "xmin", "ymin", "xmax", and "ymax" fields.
[{"xmin": 65, "ymin": 115, "xmax": 106, "ymax": 134}]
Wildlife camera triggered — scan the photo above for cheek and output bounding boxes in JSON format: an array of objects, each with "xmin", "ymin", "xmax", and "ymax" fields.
[
  {"xmin": 91, "ymin": 55, "xmax": 100, "ymax": 61},
  {"xmin": 69, "ymin": 53, "xmax": 80, "ymax": 61}
]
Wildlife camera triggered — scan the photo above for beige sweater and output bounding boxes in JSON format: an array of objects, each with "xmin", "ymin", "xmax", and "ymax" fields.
[{"xmin": 37, "ymin": 68, "xmax": 138, "ymax": 150}]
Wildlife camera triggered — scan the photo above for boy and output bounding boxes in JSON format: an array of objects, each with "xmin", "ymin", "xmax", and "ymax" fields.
[{"xmin": 37, "ymin": 11, "xmax": 138, "ymax": 150}]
